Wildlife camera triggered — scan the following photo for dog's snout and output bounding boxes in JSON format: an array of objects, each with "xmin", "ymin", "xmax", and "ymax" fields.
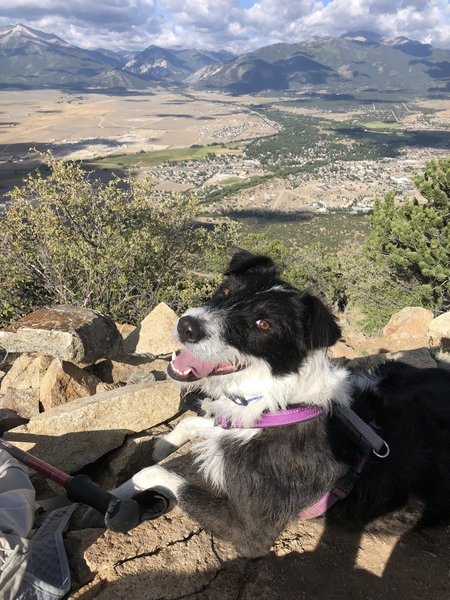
[{"xmin": 178, "ymin": 316, "xmax": 205, "ymax": 343}]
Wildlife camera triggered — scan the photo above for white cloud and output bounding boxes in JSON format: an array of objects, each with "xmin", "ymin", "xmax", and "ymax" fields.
[
  {"xmin": 0, "ymin": 0, "xmax": 448, "ymax": 51},
  {"xmin": 0, "ymin": 1, "xmax": 155, "ymax": 28},
  {"xmin": 304, "ymin": 0, "xmax": 450, "ymax": 47}
]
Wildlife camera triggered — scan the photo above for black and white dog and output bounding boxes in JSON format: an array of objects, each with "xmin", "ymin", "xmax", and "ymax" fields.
[{"xmin": 112, "ymin": 251, "xmax": 450, "ymax": 557}]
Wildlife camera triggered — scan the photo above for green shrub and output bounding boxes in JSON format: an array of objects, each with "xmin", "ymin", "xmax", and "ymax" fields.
[
  {"xmin": 366, "ymin": 158, "xmax": 450, "ymax": 315},
  {"xmin": 339, "ymin": 245, "xmax": 426, "ymax": 334},
  {"xmin": 0, "ymin": 156, "xmax": 239, "ymax": 325},
  {"xmin": 240, "ymin": 233, "xmax": 347, "ymax": 309}
]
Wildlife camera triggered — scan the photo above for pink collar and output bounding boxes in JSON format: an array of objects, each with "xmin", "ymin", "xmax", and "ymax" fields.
[{"xmin": 215, "ymin": 405, "xmax": 325, "ymax": 429}]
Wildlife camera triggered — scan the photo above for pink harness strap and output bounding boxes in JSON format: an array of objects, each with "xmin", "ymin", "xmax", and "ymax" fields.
[
  {"xmin": 298, "ymin": 491, "xmax": 341, "ymax": 520},
  {"xmin": 298, "ymin": 453, "xmax": 369, "ymax": 519}
]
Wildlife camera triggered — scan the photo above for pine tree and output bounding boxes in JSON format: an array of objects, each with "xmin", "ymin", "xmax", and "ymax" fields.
[{"xmin": 366, "ymin": 158, "xmax": 450, "ymax": 312}]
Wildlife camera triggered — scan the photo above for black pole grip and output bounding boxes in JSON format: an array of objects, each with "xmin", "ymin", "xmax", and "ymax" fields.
[
  {"xmin": 65, "ymin": 474, "xmax": 141, "ymax": 532},
  {"xmin": 65, "ymin": 474, "xmax": 114, "ymax": 514},
  {"xmin": 65, "ymin": 475, "xmax": 171, "ymax": 532}
]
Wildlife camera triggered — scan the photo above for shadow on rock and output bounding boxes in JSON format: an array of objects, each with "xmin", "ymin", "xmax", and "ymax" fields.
[{"xmin": 68, "ymin": 515, "xmax": 450, "ymax": 600}]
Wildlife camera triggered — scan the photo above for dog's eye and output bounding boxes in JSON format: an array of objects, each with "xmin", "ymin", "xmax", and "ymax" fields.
[
  {"xmin": 222, "ymin": 287, "xmax": 231, "ymax": 298},
  {"xmin": 256, "ymin": 319, "xmax": 270, "ymax": 331}
]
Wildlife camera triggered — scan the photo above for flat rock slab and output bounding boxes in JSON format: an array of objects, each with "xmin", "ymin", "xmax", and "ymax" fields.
[
  {"xmin": 0, "ymin": 306, "xmax": 122, "ymax": 365},
  {"xmin": 4, "ymin": 380, "xmax": 181, "ymax": 472}
]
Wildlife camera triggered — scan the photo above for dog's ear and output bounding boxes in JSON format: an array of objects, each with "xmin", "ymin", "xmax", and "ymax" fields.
[
  {"xmin": 224, "ymin": 250, "xmax": 279, "ymax": 276},
  {"xmin": 302, "ymin": 292, "xmax": 341, "ymax": 350}
]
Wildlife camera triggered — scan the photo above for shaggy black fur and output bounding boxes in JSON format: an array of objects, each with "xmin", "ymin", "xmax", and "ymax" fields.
[{"xmin": 330, "ymin": 362, "xmax": 450, "ymax": 527}]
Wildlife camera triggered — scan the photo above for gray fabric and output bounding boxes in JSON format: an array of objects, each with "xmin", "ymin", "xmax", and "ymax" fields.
[
  {"xmin": 0, "ymin": 533, "xmax": 31, "ymax": 600},
  {"xmin": 17, "ymin": 505, "xmax": 75, "ymax": 600},
  {"xmin": 0, "ymin": 448, "xmax": 74, "ymax": 599},
  {"xmin": 0, "ymin": 448, "xmax": 35, "ymax": 600}
]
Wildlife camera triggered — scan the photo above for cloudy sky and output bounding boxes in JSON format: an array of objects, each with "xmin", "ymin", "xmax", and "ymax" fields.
[{"xmin": 1, "ymin": 0, "xmax": 449, "ymax": 52}]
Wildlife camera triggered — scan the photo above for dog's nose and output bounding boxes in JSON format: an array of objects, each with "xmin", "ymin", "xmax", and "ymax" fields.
[{"xmin": 177, "ymin": 316, "xmax": 205, "ymax": 343}]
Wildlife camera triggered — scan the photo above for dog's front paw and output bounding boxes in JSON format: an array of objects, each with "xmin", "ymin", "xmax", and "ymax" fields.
[{"xmin": 200, "ymin": 398, "xmax": 214, "ymax": 417}]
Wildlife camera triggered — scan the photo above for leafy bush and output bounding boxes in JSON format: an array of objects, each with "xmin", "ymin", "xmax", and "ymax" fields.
[
  {"xmin": 0, "ymin": 156, "xmax": 239, "ymax": 325},
  {"xmin": 338, "ymin": 245, "xmax": 426, "ymax": 334},
  {"xmin": 3, "ymin": 155, "xmax": 447, "ymax": 336},
  {"xmin": 241, "ymin": 233, "xmax": 347, "ymax": 309}
]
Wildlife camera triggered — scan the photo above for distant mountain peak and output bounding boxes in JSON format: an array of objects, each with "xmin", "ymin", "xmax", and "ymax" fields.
[
  {"xmin": 382, "ymin": 35, "xmax": 433, "ymax": 57},
  {"xmin": 0, "ymin": 22, "xmax": 71, "ymax": 47},
  {"xmin": 124, "ymin": 44, "xmax": 234, "ymax": 82},
  {"xmin": 186, "ymin": 33, "xmax": 450, "ymax": 95},
  {"xmin": 0, "ymin": 23, "xmax": 149, "ymax": 91},
  {"xmin": 340, "ymin": 30, "xmax": 383, "ymax": 44}
]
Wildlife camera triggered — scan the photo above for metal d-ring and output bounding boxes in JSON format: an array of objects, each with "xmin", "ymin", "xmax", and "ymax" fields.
[{"xmin": 373, "ymin": 441, "xmax": 390, "ymax": 459}]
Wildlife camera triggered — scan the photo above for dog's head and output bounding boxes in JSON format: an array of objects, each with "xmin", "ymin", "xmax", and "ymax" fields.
[{"xmin": 168, "ymin": 251, "xmax": 340, "ymax": 392}]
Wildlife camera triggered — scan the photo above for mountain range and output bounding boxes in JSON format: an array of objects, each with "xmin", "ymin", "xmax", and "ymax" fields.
[
  {"xmin": 1, "ymin": 24, "xmax": 449, "ymax": 96},
  {"xmin": 124, "ymin": 46, "xmax": 234, "ymax": 83},
  {"xmin": 188, "ymin": 32, "xmax": 450, "ymax": 95},
  {"xmin": 0, "ymin": 24, "xmax": 147, "ymax": 90}
]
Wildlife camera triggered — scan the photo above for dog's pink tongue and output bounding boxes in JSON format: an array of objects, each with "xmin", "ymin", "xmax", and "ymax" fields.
[{"xmin": 172, "ymin": 349, "xmax": 217, "ymax": 378}]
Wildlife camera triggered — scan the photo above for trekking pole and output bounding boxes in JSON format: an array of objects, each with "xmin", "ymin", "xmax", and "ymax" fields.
[{"xmin": 0, "ymin": 437, "xmax": 169, "ymax": 532}]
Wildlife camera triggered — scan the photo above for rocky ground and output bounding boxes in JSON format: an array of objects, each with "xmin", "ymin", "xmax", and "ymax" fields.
[
  {"xmin": 0, "ymin": 302, "xmax": 449, "ymax": 599},
  {"xmin": 65, "ymin": 509, "xmax": 450, "ymax": 600}
]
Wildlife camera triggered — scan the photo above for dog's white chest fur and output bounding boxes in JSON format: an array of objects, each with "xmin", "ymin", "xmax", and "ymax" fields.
[{"xmin": 192, "ymin": 427, "xmax": 259, "ymax": 492}]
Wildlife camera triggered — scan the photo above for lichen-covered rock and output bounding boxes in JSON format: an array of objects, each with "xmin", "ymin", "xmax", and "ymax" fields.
[
  {"xmin": 0, "ymin": 306, "xmax": 122, "ymax": 366},
  {"xmin": 329, "ymin": 340, "xmax": 359, "ymax": 360},
  {"xmin": 115, "ymin": 322, "xmax": 136, "ymax": 340},
  {"xmin": 0, "ymin": 353, "xmax": 54, "ymax": 418},
  {"xmin": 91, "ymin": 353, "xmax": 158, "ymax": 385},
  {"xmin": 381, "ymin": 306, "xmax": 434, "ymax": 352}
]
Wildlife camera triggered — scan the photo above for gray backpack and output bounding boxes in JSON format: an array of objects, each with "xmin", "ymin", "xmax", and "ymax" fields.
[{"xmin": 0, "ymin": 450, "xmax": 73, "ymax": 599}]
